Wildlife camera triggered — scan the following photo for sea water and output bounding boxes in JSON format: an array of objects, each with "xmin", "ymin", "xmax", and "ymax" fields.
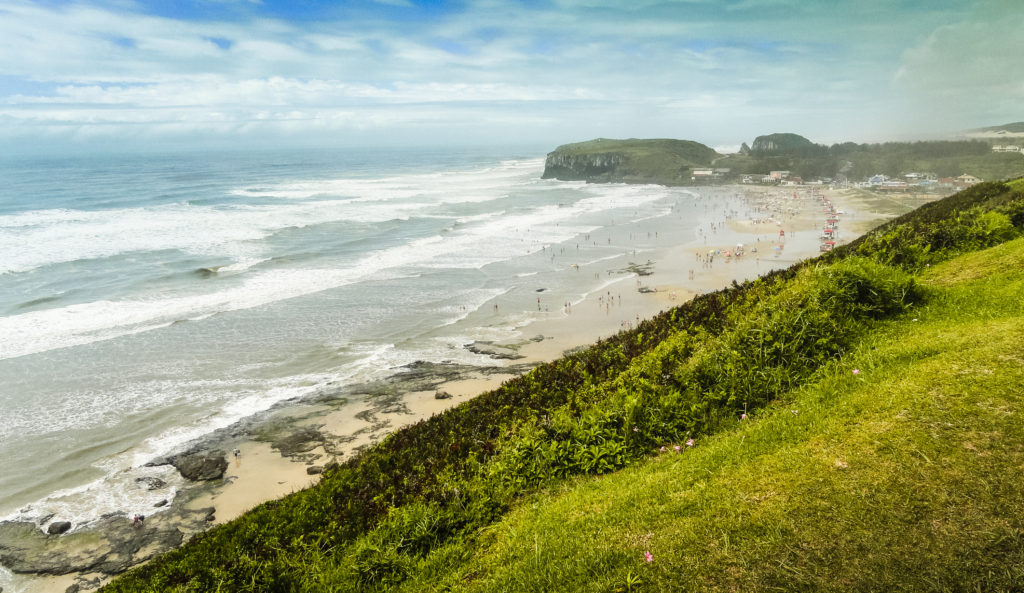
[{"xmin": 0, "ymin": 146, "xmax": 712, "ymax": 535}]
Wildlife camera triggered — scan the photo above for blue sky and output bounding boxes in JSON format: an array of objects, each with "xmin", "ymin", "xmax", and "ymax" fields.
[{"xmin": 0, "ymin": 0, "xmax": 1020, "ymax": 153}]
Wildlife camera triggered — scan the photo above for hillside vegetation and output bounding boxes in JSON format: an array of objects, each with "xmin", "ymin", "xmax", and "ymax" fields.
[
  {"xmin": 542, "ymin": 135, "xmax": 1024, "ymax": 185},
  {"xmin": 723, "ymin": 138, "xmax": 1024, "ymax": 182},
  {"xmin": 541, "ymin": 138, "xmax": 718, "ymax": 184},
  {"xmin": 102, "ymin": 180, "xmax": 1024, "ymax": 592}
]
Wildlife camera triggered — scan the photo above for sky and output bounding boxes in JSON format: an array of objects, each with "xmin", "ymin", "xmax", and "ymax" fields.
[{"xmin": 0, "ymin": 0, "xmax": 1021, "ymax": 154}]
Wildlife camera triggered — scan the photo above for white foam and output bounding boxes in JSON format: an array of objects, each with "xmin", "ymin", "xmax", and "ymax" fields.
[
  {"xmin": 0, "ymin": 164, "xmax": 680, "ymax": 361},
  {"xmin": 0, "ymin": 160, "xmax": 546, "ymax": 276},
  {"xmin": 0, "ymin": 370, "xmax": 339, "ymax": 523}
]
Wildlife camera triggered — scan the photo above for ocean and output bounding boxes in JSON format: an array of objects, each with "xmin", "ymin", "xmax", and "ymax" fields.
[{"xmin": 0, "ymin": 146, "xmax": 713, "ymax": 535}]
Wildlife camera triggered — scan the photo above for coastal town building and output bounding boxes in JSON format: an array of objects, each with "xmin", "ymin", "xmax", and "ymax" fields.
[
  {"xmin": 955, "ymin": 174, "xmax": 982, "ymax": 188},
  {"xmin": 691, "ymin": 168, "xmax": 730, "ymax": 182}
]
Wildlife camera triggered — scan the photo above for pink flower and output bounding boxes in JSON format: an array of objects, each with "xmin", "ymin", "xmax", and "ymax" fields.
[
  {"xmin": 633, "ymin": 427, "xmax": 639, "ymax": 432},
  {"xmin": 686, "ymin": 438, "xmax": 695, "ymax": 447},
  {"xmin": 673, "ymin": 445, "xmax": 681, "ymax": 452},
  {"xmin": 644, "ymin": 551, "xmax": 653, "ymax": 563},
  {"xmin": 740, "ymin": 413, "xmax": 748, "ymax": 420},
  {"xmin": 659, "ymin": 446, "xmax": 666, "ymax": 452},
  {"xmin": 852, "ymin": 369, "xmax": 860, "ymax": 375}
]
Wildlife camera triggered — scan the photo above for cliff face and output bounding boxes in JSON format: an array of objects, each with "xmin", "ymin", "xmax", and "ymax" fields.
[
  {"xmin": 541, "ymin": 151, "xmax": 626, "ymax": 182},
  {"xmin": 541, "ymin": 138, "xmax": 718, "ymax": 185}
]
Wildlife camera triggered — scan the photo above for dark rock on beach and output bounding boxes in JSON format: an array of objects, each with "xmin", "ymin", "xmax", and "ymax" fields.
[
  {"xmin": 46, "ymin": 521, "xmax": 71, "ymax": 536},
  {"xmin": 271, "ymin": 427, "xmax": 324, "ymax": 456},
  {"xmin": 465, "ymin": 341, "xmax": 524, "ymax": 360},
  {"xmin": 170, "ymin": 450, "xmax": 228, "ymax": 481},
  {"xmin": 192, "ymin": 267, "xmax": 219, "ymax": 278},
  {"xmin": 134, "ymin": 476, "xmax": 167, "ymax": 491}
]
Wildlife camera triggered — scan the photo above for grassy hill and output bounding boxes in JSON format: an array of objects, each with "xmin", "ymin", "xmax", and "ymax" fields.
[
  {"xmin": 101, "ymin": 180, "xmax": 1024, "ymax": 592},
  {"xmin": 541, "ymin": 138, "xmax": 719, "ymax": 185}
]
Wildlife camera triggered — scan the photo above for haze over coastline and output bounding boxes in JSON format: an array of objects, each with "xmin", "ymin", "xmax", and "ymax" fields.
[{"xmin": 0, "ymin": 0, "xmax": 1021, "ymax": 155}]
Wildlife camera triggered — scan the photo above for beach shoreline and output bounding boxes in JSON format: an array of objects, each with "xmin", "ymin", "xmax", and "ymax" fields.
[
  {"xmin": 191, "ymin": 184, "xmax": 927, "ymax": 527},
  {"xmin": 5, "ymin": 185, "xmax": 936, "ymax": 593}
]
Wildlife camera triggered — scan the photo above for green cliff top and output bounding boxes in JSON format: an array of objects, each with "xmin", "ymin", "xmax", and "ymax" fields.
[{"xmin": 543, "ymin": 138, "xmax": 719, "ymax": 184}]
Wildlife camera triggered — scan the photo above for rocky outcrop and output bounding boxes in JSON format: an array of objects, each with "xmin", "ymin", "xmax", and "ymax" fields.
[
  {"xmin": 542, "ymin": 151, "xmax": 626, "ymax": 182},
  {"xmin": 749, "ymin": 133, "xmax": 823, "ymax": 157},
  {"xmin": 271, "ymin": 428, "xmax": 324, "ymax": 456},
  {"xmin": 464, "ymin": 341, "xmax": 524, "ymax": 360},
  {"xmin": 169, "ymin": 450, "xmax": 227, "ymax": 481},
  {"xmin": 541, "ymin": 138, "xmax": 718, "ymax": 185},
  {"xmin": 134, "ymin": 477, "xmax": 167, "ymax": 491},
  {"xmin": 46, "ymin": 521, "xmax": 71, "ymax": 536}
]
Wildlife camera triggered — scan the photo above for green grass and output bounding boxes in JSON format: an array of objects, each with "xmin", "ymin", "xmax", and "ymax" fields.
[{"xmin": 405, "ymin": 239, "xmax": 1024, "ymax": 592}]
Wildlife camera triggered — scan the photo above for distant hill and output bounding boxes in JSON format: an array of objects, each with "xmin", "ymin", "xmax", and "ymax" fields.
[
  {"xmin": 542, "ymin": 138, "xmax": 718, "ymax": 185},
  {"xmin": 718, "ymin": 134, "xmax": 1024, "ymax": 182},
  {"xmin": 968, "ymin": 121, "xmax": 1024, "ymax": 135},
  {"xmin": 541, "ymin": 131, "xmax": 1024, "ymax": 187},
  {"xmin": 749, "ymin": 132, "xmax": 823, "ymax": 156}
]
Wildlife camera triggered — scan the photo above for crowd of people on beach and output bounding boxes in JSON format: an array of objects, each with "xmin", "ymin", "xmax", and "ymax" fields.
[{"xmin": 484, "ymin": 186, "xmax": 845, "ymax": 347}]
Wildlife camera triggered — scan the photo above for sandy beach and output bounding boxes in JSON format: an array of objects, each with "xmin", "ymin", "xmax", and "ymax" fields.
[{"xmin": 13, "ymin": 184, "xmax": 936, "ymax": 593}]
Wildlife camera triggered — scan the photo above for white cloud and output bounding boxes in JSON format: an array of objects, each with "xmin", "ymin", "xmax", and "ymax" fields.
[{"xmin": 0, "ymin": 0, "xmax": 1017, "ymax": 150}]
